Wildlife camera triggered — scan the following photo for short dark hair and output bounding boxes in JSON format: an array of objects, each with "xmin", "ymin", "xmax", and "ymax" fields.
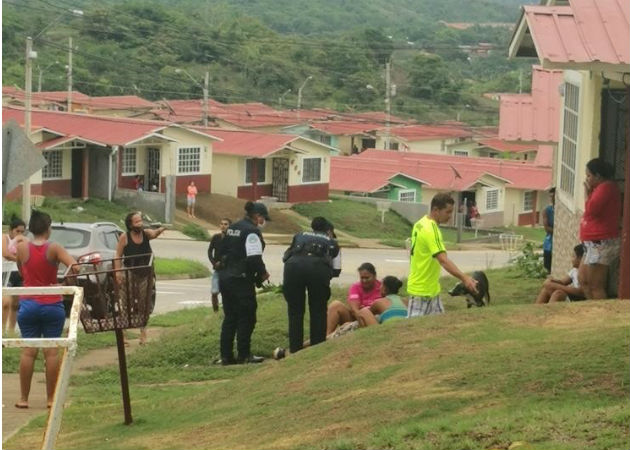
[
  {"xmin": 220, "ymin": 218, "xmax": 232, "ymax": 224},
  {"xmin": 28, "ymin": 210, "xmax": 51, "ymax": 235},
  {"xmin": 549, "ymin": 187, "xmax": 556, "ymax": 194},
  {"xmin": 381, "ymin": 276, "xmax": 403, "ymax": 295},
  {"xmin": 9, "ymin": 215, "xmax": 25, "ymax": 231},
  {"xmin": 311, "ymin": 216, "xmax": 329, "ymax": 232},
  {"xmin": 357, "ymin": 262, "xmax": 376, "ymax": 276},
  {"xmin": 431, "ymin": 193, "xmax": 455, "ymax": 211},
  {"xmin": 124, "ymin": 211, "xmax": 141, "ymax": 231},
  {"xmin": 574, "ymin": 244, "xmax": 585, "ymax": 259},
  {"xmin": 586, "ymin": 158, "xmax": 614, "ymax": 180}
]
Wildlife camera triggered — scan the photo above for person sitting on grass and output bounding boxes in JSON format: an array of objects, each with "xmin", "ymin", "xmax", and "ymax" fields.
[
  {"xmin": 357, "ymin": 276, "xmax": 408, "ymax": 327},
  {"xmin": 535, "ymin": 244, "xmax": 585, "ymax": 304}
]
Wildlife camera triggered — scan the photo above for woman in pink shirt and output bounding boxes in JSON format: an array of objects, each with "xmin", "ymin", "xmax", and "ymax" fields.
[
  {"xmin": 326, "ymin": 262, "xmax": 381, "ymax": 335},
  {"xmin": 578, "ymin": 158, "xmax": 621, "ymax": 300},
  {"xmin": 187, "ymin": 181, "xmax": 198, "ymax": 218}
]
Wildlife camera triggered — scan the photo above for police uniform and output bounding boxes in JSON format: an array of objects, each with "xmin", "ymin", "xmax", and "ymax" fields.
[
  {"xmin": 217, "ymin": 217, "xmax": 267, "ymax": 363},
  {"xmin": 282, "ymin": 231, "xmax": 340, "ymax": 353}
]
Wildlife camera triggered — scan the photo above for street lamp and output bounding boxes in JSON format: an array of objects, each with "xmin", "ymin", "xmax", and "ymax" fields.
[
  {"xmin": 175, "ymin": 68, "xmax": 209, "ymax": 127},
  {"xmin": 279, "ymin": 88, "xmax": 291, "ymax": 108},
  {"xmin": 297, "ymin": 75, "xmax": 313, "ymax": 119}
]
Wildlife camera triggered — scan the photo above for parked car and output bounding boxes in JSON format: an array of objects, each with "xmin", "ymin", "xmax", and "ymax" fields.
[{"xmin": 48, "ymin": 222, "xmax": 155, "ymax": 318}]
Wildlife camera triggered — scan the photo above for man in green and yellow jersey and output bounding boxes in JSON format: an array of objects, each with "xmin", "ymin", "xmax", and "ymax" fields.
[{"xmin": 407, "ymin": 193, "xmax": 477, "ymax": 317}]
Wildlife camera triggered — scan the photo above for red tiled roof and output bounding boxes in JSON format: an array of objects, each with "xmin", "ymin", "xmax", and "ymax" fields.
[
  {"xmin": 338, "ymin": 111, "xmax": 413, "ymax": 125},
  {"xmin": 330, "ymin": 150, "xmax": 551, "ymax": 193},
  {"xmin": 478, "ymin": 138, "xmax": 537, "ymax": 153},
  {"xmin": 309, "ymin": 120, "xmax": 384, "ymax": 136},
  {"xmin": 210, "ymin": 129, "xmax": 299, "ymax": 157},
  {"xmin": 2, "ymin": 106, "xmax": 219, "ymax": 147},
  {"xmin": 87, "ymin": 96, "xmax": 157, "ymax": 110},
  {"xmin": 499, "ymin": 66, "xmax": 562, "ymax": 143},
  {"xmin": 387, "ymin": 124, "xmax": 473, "ymax": 141},
  {"xmin": 512, "ymin": 0, "xmax": 630, "ymax": 69}
]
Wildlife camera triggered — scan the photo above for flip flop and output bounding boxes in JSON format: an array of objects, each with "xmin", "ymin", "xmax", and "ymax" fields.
[{"xmin": 15, "ymin": 402, "xmax": 28, "ymax": 409}]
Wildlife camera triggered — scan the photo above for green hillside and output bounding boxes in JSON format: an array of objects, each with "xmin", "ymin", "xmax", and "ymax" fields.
[{"xmin": 2, "ymin": 0, "xmax": 536, "ymax": 124}]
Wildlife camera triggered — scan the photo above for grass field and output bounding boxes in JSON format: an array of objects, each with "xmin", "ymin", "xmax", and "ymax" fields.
[{"xmin": 4, "ymin": 267, "xmax": 628, "ymax": 450}]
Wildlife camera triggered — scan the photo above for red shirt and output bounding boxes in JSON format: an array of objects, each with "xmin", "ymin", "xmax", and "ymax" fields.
[
  {"xmin": 19, "ymin": 242, "xmax": 62, "ymax": 304},
  {"xmin": 580, "ymin": 180, "xmax": 621, "ymax": 241}
]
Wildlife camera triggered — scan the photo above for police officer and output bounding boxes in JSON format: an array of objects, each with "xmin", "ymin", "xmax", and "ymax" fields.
[
  {"xmin": 281, "ymin": 217, "xmax": 340, "ymax": 354},
  {"xmin": 217, "ymin": 201, "xmax": 270, "ymax": 365}
]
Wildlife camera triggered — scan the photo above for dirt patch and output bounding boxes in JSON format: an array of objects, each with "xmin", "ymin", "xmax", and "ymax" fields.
[
  {"xmin": 178, "ymin": 193, "xmax": 303, "ymax": 234},
  {"xmin": 505, "ymin": 301, "xmax": 629, "ymax": 330}
]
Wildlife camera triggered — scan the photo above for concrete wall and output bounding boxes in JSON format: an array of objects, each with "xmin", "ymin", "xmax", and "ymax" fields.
[
  {"xmin": 114, "ymin": 181, "xmax": 174, "ymax": 223},
  {"xmin": 212, "ymin": 154, "xmax": 239, "ymax": 197}
]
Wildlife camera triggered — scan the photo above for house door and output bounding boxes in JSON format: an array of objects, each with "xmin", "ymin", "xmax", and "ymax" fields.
[
  {"xmin": 147, "ymin": 147, "xmax": 160, "ymax": 191},
  {"xmin": 71, "ymin": 148, "xmax": 84, "ymax": 198},
  {"xmin": 272, "ymin": 158, "xmax": 289, "ymax": 202}
]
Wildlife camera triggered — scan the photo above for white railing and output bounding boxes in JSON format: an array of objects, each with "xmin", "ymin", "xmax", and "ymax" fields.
[{"xmin": 2, "ymin": 286, "xmax": 83, "ymax": 450}]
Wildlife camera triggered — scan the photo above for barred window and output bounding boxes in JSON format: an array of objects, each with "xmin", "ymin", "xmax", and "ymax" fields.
[
  {"xmin": 523, "ymin": 191, "xmax": 534, "ymax": 212},
  {"xmin": 245, "ymin": 158, "xmax": 266, "ymax": 183},
  {"xmin": 454, "ymin": 150, "xmax": 469, "ymax": 157},
  {"xmin": 178, "ymin": 147, "xmax": 201, "ymax": 174},
  {"xmin": 42, "ymin": 150, "xmax": 62, "ymax": 179},
  {"xmin": 121, "ymin": 147, "xmax": 137, "ymax": 174},
  {"xmin": 486, "ymin": 189, "xmax": 499, "ymax": 211},
  {"xmin": 559, "ymin": 83, "xmax": 579, "ymax": 196},
  {"xmin": 302, "ymin": 157, "xmax": 321, "ymax": 183}
]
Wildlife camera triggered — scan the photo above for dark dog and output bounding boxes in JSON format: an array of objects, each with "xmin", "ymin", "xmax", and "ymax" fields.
[{"xmin": 448, "ymin": 271, "xmax": 490, "ymax": 308}]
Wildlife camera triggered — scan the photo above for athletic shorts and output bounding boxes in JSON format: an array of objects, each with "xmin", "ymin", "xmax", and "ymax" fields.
[
  {"xmin": 407, "ymin": 295, "xmax": 444, "ymax": 317},
  {"xmin": 211, "ymin": 271, "xmax": 220, "ymax": 295},
  {"xmin": 187, "ymin": 196, "xmax": 196, "ymax": 206},
  {"xmin": 583, "ymin": 238, "xmax": 620, "ymax": 266},
  {"xmin": 379, "ymin": 307, "xmax": 408, "ymax": 323},
  {"xmin": 17, "ymin": 300, "xmax": 65, "ymax": 338}
]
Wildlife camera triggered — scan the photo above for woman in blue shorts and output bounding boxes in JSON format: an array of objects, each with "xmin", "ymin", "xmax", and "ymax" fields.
[{"xmin": 14, "ymin": 211, "xmax": 78, "ymax": 409}]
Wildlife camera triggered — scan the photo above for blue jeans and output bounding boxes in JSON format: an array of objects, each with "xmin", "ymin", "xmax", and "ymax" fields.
[{"xmin": 17, "ymin": 300, "xmax": 65, "ymax": 338}]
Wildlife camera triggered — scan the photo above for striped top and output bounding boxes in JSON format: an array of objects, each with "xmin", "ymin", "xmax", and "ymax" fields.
[{"xmin": 407, "ymin": 215, "xmax": 446, "ymax": 297}]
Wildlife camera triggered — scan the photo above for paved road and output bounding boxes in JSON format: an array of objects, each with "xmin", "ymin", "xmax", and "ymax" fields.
[{"xmin": 153, "ymin": 239, "xmax": 512, "ymax": 314}]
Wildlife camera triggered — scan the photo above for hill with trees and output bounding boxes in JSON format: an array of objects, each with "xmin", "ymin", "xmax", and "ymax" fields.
[{"xmin": 2, "ymin": 0, "xmax": 536, "ymax": 124}]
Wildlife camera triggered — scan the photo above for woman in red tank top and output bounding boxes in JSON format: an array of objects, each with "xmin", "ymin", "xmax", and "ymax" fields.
[
  {"xmin": 578, "ymin": 158, "xmax": 621, "ymax": 300},
  {"xmin": 14, "ymin": 211, "xmax": 77, "ymax": 409}
]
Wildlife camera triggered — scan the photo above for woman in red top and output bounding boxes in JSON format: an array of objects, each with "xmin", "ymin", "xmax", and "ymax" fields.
[
  {"xmin": 579, "ymin": 158, "xmax": 621, "ymax": 300},
  {"xmin": 14, "ymin": 211, "xmax": 77, "ymax": 409}
]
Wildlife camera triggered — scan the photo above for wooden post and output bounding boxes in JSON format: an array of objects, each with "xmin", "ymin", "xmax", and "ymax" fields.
[
  {"xmin": 82, "ymin": 149, "xmax": 89, "ymax": 200},
  {"xmin": 115, "ymin": 328, "xmax": 133, "ymax": 424}
]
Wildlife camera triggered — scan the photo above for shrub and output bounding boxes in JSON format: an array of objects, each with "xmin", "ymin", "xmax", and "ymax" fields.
[
  {"xmin": 181, "ymin": 223, "xmax": 211, "ymax": 241},
  {"xmin": 512, "ymin": 241, "xmax": 547, "ymax": 279},
  {"xmin": 2, "ymin": 201, "xmax": 21, "ymax": 224}
]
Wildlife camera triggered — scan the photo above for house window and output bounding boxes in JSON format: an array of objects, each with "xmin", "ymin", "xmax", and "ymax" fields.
[
  {"xmin": 486, "ymin": 189, "xmax": 499, "ymax": 211},
  {"xmin": 121, "ymin": 147, "xmax": 137, "ymax": 175},
  {"xmin": 178, "ymin": 147, "xmax": 201, "ymax": 174},
  {"xmin": 387, "ymin": 141, "xmax": 399, "ymax": 150},
  {"xmin": 559, "ymin": 82, "xmax": 579, "ymax": 196},
  {"xmin": 302, "ymin": 157, "xmax": 322, "ymax": 183},
  {"xmin": 42, "ymin": 150, "xmax": 62, "ymax": 179},
  {"xmin": 245, "ymin": 158, "xmax": 266, "ymax": 183},
  {"xmin": 362, "ymin": 138, "xmax": 376, "ymax": 149},
  {"xmin": 454, "ymin": 150, "xmax": 469, "ymax": 157},
  {"xmin": 523, "ymin": 191, "xmax": 534, "ymax": 212},
  {"xmin": 398, "ymin": 189, "xmax": 416, "ymax": 202},
  {"xmin": 319, "ymin": 135, "xmax": 332, "ymax": 146}
]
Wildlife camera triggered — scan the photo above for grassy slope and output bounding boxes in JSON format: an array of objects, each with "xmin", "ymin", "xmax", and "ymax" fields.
[{"xmin": 5, "ymin": 268, "xmax": 629, "ymax": 450}]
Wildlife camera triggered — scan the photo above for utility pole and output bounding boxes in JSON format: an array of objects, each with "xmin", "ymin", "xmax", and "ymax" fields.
[
  {"xmin": 385, "ymin": 61, "xmax": 391, "ymax": 150},
  {"xmin": 297, "ymin": 75, "xmax": 313, "ymax": 121},
  {"xmin": 203, "ymin": 70, "xmax": 209, "ymax": 127},
  {"xmin": 67, "ymin": 37, "xmax": 73, "ymax": 112},
  {"xmin": 23, "ymin": 37, "xmax": 35, "ymax": 222},
  {"xmin": 518, "ymin": 69, "xmax": 523, "ymax": 94}
]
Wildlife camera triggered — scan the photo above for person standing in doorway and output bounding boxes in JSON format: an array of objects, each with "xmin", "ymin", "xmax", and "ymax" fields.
[
  {"xmin": 281, "ymin": 217, "xmax": 339, "ymax": 354},
  {"xmin": 407, "ymin": 193, "xmax": 477, "ymax": 317},
  {"xmin": 14, "ymin": 210, "xmax": 78, "ymax": 409},
  {"xmin": 216, "ymin": 202, "xmax": 270, "ymax": 365},
  {"xmin": 187, "ymin": 181, "xmax": 198, "ymax": 218},
  {"xmin": 114, "ymin": 212, "xmax": 166, "ymax": 344},
  {"xmin": 208, "ymin": 218, "xmax": 232, "ymax": 312},
  {"xmin": 542, "ymin": 187, "xmax": 555, "ymax": 273},
  {"xmin": 579, "ymin": 158, "xmax": 621, "ymax": 300}
]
